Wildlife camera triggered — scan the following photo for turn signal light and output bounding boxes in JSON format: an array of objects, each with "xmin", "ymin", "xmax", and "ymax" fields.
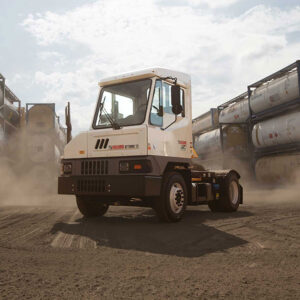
[
  {"xmin": 119, "ymin": 160, "xmax": 152, "ymax": 173},
  {"xmin": 133, "ymin": 164, "xmax": 142, "ymax": 170}
]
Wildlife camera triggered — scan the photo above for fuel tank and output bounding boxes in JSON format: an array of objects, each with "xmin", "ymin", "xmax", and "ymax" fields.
[
  {"xmin": 250, "ymin": 69, "xmax": 299, "ymax": 113},
  {"xmin": 219, "ymin": 98, "xmax": 250, "ymax": 123},
  {"xmin": 194, "ymin": 125, "xmax": 247, "ymax": 155},
  {"xmin": 27, "ymin": 104, "xmax": 59, "ymax": 132},
  {"xmin": 27, "ymin": 104, "xmax": 67, "ymax": 147},
  {"xmin": 192, "ymin": 108, "xmax": 219, "ymax": 135},
  {"xmin": 255, "ymin": 153, "xmax": 300, "ymax": 183},
  {"xmin": 252, "ymin": 110, "xmax": 300, "ymax": 148},
  {"xmin": 194, "ymin": 128, "xmax": 221, "ymax": 155}
]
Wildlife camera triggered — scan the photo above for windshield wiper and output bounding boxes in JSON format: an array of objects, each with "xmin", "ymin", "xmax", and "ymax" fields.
[
  {"xmin": 98, "ymin": 96, "xmax": 121, "ymax": 130},
  {"xmin": 102, "ymin": 107, "xmax": 121, "ymax": 129}
]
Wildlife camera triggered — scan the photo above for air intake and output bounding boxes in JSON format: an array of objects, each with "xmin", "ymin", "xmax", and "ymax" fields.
[
  {"xmin": 77, "ymin": 179, "xmax": 106, "ymax": 193},
  {"xmin": 81, "ymin": 160, "xmax": 108, "ymax": 175},
  {"xmin": 95, "ymin": 138, "xmax": 109, "ymax": 149}
]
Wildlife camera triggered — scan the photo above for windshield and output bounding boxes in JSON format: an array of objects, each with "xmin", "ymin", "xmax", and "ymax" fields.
[{"xmin": 93, "ymin": 79, "xmax": 152, "ymax": 128}]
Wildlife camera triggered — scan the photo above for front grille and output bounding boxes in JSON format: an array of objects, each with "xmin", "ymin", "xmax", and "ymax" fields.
[
  {"xmin": 81, "ymin": 160, "xmax": 108, "ymax": 175},
  {"xmin": 77, "ymin": 179, "xmax": 106, "ymax": 193}
]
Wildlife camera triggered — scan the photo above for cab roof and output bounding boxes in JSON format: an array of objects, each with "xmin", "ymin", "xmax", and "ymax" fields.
[{"xmin": 99, "ymin": 67, "xmax": 191, "ymax": 88}]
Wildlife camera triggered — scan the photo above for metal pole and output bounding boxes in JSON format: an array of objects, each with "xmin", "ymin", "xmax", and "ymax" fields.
[
  {"xmin": 25, "ymin": 103, "xmax": 29, "ymax": 125},
  {"xmin": 65, "ymin": 101, "xmax": 72, "ymax": 143},
  {"xmin": 0, "ymin": 73, "xmax": 5, "ymax": 107},
  {"xmin": 296, "ymin": 60, "xmax": 300, "ymax": 97}
]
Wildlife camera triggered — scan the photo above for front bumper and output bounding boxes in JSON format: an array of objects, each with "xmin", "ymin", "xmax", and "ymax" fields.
[{"xmin": 58, "ymin": 175, "xmax": 162, "ymax": 197}]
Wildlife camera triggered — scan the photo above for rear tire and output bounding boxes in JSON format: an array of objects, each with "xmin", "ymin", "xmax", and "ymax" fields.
[
  {"xmin": 76, "ymin": 196, "xmax": 109, "ymax": 217},
  {"xmin": 208, "ymin": 200, "xmax": 222, "ymax": 212},
  {"xmin": 208, "ymin": 173, "xmax": 241, "ymax": 212},
  {"xmin": 154, "ymin": 172, "xmax": 187, "ymax": 222}
]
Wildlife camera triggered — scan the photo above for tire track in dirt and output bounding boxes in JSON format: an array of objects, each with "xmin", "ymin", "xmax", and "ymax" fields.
[
  {"xmin": 50, "ymin": 209, "xmax": 98, "ymax": 249},
  {"xmin": 77, "ymin": 220, "xmax": 98, "ymax": 249},
  {"xmin": 212, "ymin": 211, "xmax": 300, "ymax": 251},
  {"xmin": 50, "ymin": 209, "xmax": 103, "ymax": 249},
  {"xmin": 0, "ymin": 208, "xmax": 38, "ymax": 230},
  {"xmin": 49, "ymin": 207, "xmax": 144, "ymax": 249},
  {"xmin": 50, "ymin": 206, "xmax": 249, "ymax": 252},
  {"xmin": 0, "ymin": 206, "xmax": 76, "ymax": 248}
]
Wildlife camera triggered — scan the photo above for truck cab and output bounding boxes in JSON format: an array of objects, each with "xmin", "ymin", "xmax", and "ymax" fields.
[{"xmin": 58, "ymin": 68, "xmax": 242, "ymax": 222}]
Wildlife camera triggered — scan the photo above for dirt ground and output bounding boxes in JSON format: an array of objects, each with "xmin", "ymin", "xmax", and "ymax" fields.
[{"xmin": 0, "ymin": 191, "xmax": 299, "ymax": 299}]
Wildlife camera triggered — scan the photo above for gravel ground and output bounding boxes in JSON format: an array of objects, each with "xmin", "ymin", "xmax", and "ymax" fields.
[{"xmin": 0, "ymin": 192, "xmax": 299, "ymax": 299}]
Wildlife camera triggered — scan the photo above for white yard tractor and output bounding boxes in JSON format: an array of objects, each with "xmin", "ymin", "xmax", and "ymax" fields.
[{"xmin": 58, "ymin": 68, "xmax": 243, "ymax": 222}]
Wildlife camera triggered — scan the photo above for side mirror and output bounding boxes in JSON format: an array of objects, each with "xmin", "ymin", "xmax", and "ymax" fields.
[{"xmin": 171, "ymin": 85, "xmax": 182, "ymax": 115}]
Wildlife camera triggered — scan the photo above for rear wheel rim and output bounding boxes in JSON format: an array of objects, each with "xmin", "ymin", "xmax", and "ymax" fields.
[
  {"xmin": 169, "ymin": 182, "xmax": 185, "ymax": 214},
  {"xmin": 229, "ymin": 181, "xmax": 239, "ymax": 205}
]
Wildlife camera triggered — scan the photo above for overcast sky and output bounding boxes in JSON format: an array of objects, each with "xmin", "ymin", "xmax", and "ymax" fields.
[{"xmin": 1, "ymin": 0, "xmax": 300, "ymax": 133}]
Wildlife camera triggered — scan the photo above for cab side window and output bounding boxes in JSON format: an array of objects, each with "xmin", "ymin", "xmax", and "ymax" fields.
[
  {"xmin": 162, "ymin": 82, "xmax": 185, "ymax": 117},
  {"xmin": 150, "ymin": 80, "xmax": 163, "ymax": 127},
  {"xmin": 162, "ymin": 82, "xmax": 176, "ymax": 128},
  {"xmin": 150, "ymin": 80, "xmax": 185, "ymax": 128},
  {"xmin": 162, "ymin": 82, "xmax": 185, "ymax": 127}
]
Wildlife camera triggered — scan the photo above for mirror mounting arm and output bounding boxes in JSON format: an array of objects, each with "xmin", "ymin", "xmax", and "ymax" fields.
[
  {"xmin": 161, "ymin": 76, "xmax": 177, "ymax": 85},
  {"xmin": 161, "ymin": 115, "xmax": 177, "ymax": 131}
]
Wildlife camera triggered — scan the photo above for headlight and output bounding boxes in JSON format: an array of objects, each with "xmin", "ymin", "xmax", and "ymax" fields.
[
  {"xmin": 119, "ymin": 160, "xmax": 152, "ymax": 173},
  {"xmin": 119, "ymin": 161, "xmax": 130, "ymax": 172},
  {"xmin": 62, "ymin": 162, "xmax": 72, "ymax": 174}
]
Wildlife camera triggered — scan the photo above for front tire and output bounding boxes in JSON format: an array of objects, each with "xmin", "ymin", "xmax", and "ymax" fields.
[
  {"xmin": 155, "ymin": 172, "xmax": 187, "ymax": 222},
  {"xmin": 208, "ymin": 172, "xmax": 241, "ymax": 212},
  {"xmin": 76, "ymin": 196, "xmax": 109, "ymax": 217}
]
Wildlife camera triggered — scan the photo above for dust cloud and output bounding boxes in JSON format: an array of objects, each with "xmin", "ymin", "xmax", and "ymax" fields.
[
  {"xmin": 0, "ymin": 157, "xmax": 60, "ymax": 207},
  {"xmin": 0, "ymin": 128, "xmax": 71, "ymax": 207},
  {"xmin": 244, "ymin": 172, "xmax": 300, "ymax": 207},
  {"xmin": 193, "ymin": 154, "xmax": 300, "ymax": 207}
]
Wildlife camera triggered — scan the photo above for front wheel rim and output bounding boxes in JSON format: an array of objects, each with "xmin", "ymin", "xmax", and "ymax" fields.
[
  {"xmin": 229, "ymin": 181, "xmax": 239, "ymax": 205},
  {"xmin": 169, "ymin": 182, "xmax": 185, "ymax": 214}
]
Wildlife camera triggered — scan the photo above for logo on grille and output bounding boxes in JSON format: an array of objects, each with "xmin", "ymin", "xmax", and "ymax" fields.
[{"xmin": 95, "ymin": 138, "xmax": 109, "ymax": 149}]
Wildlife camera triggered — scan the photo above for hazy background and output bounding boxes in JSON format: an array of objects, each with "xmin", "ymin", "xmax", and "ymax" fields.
[{"xmin": 1, "ymin": 0, "xmax": 300, "ymax": 134}]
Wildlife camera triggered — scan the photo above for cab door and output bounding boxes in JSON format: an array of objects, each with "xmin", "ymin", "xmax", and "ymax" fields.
[
  {"xmin": 161, "ymin": 81, "xmax": 190, "ymax": 158},
  {"xmin": 148, "ymin": 79, "xmax": 191, "ymax": 158},
  {"xmin": 147, "ymin": 80, "xmax": 165, "ymax": 156}
]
